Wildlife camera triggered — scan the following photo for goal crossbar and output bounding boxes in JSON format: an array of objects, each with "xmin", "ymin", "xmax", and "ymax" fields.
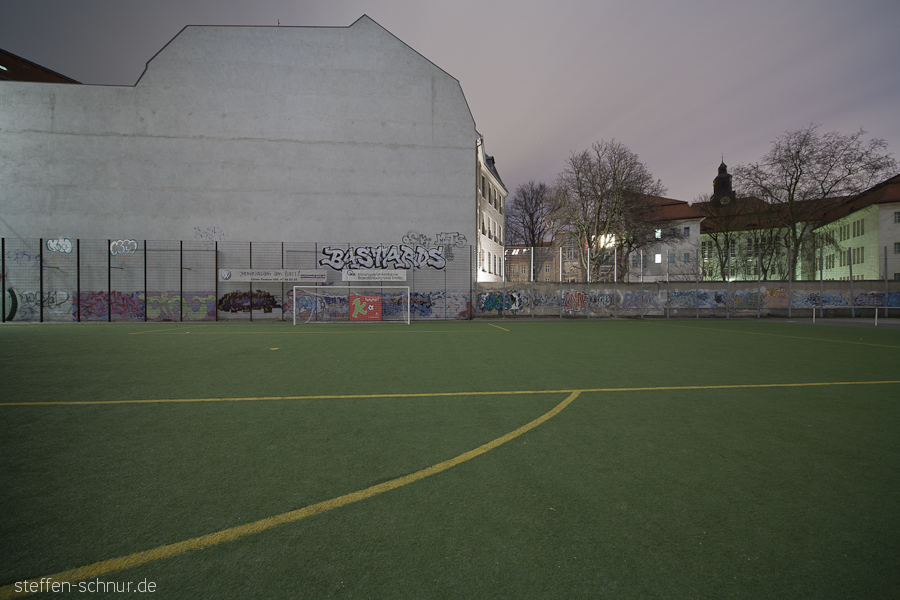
[{"xmin": 292, "ymin": 285, "xmax": 411, "ymax": 325}]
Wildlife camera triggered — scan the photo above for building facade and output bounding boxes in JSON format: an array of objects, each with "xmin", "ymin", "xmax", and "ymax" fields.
[
  {"xmin": 813, "ymin": 175, "xmax": 900, "ymax": 281},
  {"xmin": 0, "ymin": 16, "xmax": 480, "ymax": 250},
  {"xmin": 476, "ymin": 138, "xmax": 507, "ymax": 282}
]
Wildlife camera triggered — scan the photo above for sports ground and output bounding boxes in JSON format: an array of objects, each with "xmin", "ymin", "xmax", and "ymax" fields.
[{"xmin": 1, "ymin": 319, "xmax": 899, "ymax": 598}]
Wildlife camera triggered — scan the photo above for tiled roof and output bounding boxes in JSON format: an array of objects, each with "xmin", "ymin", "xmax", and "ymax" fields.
[
  {"xmin": 642, "ymin": 195, "xmax": 704, "ymax": 221},
  {"xmin": 820, "ymin": 173, "xmax": 900, "ymax": 222},
  {"xmin": 693, "ymin": 195, "xmax": 846, "ymax": 234}
]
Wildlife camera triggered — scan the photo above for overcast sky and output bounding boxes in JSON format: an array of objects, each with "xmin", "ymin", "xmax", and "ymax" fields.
[{"xmin": 3, "ymin": 0, "xmax": 898, "ymax": 202}]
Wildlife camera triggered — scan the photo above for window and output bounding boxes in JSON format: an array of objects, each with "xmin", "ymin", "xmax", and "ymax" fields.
[
  {"xmin": 895, "ymin": 211, "xmax": 900, "ymax": 223},
  {"xmin": 895, "ymin": 242, "xmax": 900, "ymax": 254},
  {"xmin": 683, "ymin": 227, "xmax": 690, "ymax": 237},
  {"xmin": 669, "ymin": 253, "xmax": 676, "ymax": 263},
  {"xmin": 632, "ymin": 255, "xmax": 639, "ymax": 268},
  {"xmin": 545, "ymin": 265, "xmax": 550, "ymax": 273},
  {"xmin": 654, "ymin": 253, "xmax": 662, "ymax": 264},
  {"xmin": 522, "ymin": 266, "xmax": 527, "ymax": 274},
  {"xmin": 655, "ymin": 229, "xmax": 662, "ymax": 239},
  {"xmin": 683, "ymin": 252, "xmax": 690, "ymax": 262}
]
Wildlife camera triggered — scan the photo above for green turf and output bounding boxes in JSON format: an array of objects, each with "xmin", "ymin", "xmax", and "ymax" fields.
[{"xmin": 1, "ymin": 320, "xmax": 899, "ymax": 598}]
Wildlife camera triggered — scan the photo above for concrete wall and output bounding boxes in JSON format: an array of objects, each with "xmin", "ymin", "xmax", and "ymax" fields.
[
  {"xmin": 476, "ymin": 280, "xmax": 900, "ymax": 318},
  {"xmin": 0, "ymin": 17, "xmax": 477, "ymax": 247}
]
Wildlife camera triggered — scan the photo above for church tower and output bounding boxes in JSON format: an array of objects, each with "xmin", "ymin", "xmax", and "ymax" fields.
[{"xmin": 711, "ymin": 160, "xmax": 736, "ymax": 206}]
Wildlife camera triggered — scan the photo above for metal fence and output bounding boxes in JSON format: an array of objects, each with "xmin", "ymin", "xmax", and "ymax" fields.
[
  {"xmin": 487, "ymin": 243, "xmax": 900, "ymax": 319},
  {"xmin": 504, "ymin": 242, "xmax": 900, "ymax": 285},
  {"xmin": 1, "ymin": 238, "xmax": 476, "ymax": 322}
]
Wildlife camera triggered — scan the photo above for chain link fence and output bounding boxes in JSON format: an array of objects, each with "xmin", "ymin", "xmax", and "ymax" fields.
[{"xmin": 2, "ymin": 238, "xmax": 475, "ymax": 322}]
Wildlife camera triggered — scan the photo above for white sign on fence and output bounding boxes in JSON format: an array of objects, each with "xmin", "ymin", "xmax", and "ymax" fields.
[
  {"xmin": 342, "ymin": 269, "xmax": 407, "ymax": 282},
  {"xmin": 218, "ymin": 269, "xmax": 327, "ymax": 283}
]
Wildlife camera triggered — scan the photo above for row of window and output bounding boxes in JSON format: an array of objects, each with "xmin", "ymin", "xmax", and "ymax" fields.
[
  {"xmin": 479, "ymin": 174, "xmax": 503, "ymax": 214},
  {"xmin": 480, "ymin": 249, "xmax": 502, "ymax": 275},
  {"xmin": 481, "ymin": 216, "xmax": 502, "ymax": 244},
  {"xmin": 838, "ymin": 218, "xmax": 866, "ymax": 241},
  {"xmin": 837, "ymin": 247, "xmax": 866, "ymax": 266},
  {"xmin": 655, "ymin": 227, "xmax": 691, "ymax": 239},
  {"xmin": 631, "ymin": 253, "xmax": 691, "ymax": 268}
]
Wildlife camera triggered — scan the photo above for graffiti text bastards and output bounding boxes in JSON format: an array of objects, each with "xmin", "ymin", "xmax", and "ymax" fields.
[{"xmin": 318, "ymin": 245, "xmax": 446, "ymax": 271}]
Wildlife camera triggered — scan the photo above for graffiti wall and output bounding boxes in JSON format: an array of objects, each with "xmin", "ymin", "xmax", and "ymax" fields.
[
  {"xmin": 282, "ymin": 289, "xmax": 473, "ymax": 321},
  {"xmin": 476, "ymin": 283, "xmax": 900, "ymax": 318},
  {"xmin": 69, "ymin": 291, "xmax": 216, "ymax": 321}
]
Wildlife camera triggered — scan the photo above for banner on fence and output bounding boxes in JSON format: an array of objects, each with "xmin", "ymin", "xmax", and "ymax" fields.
[
  {"xmin": 342, "ymin": 269, "xmax": 407, "ymax": 282},
  {"xmin": 218, "ymin": 269, "xmax": 327, "ymax": 283}
]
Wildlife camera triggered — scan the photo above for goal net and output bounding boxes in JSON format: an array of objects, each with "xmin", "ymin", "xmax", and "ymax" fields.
[{"xmin": 292, "ymin": 286, "xmax": 411, "ymax": 325}]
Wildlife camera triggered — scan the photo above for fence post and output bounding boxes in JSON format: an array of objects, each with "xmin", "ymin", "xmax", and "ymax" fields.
[
  {"xmin": 725, "ymin": 246, "xmax": 730, "ymax": 320},
  {"xmin": 1, "ymin": 237, "xmax": 5, "ymax": 322},
  {"xmin": 819, "ymin": 245, "xmax": 824, "ymax": 320},
  {"xmin": 614, "ymin": 247, "xmax": 618, "ymax": 319},
  {"xmin": 180, "ymin": 240, "xmax": 184, "ymax": 322},
  {"xmin": 640, "ymin": 249, "xmax": 644, "ymax": 319},
  {"xmin": 696, "ymin": 249, "xmax": 700, "ymax": 320},
  {"xmin": 107, "ymin": 239, "xmax": 112, "ymax": 322},
  {"xmin": 787, "ymin": 246, "xmax": 792, "ymax": 319},
  {"xmin": 530, "ymin": 246, "xmax": 534, "ymax": 319},
  {"xmin": 849, "ymin": 248, "xmax": 854, "ymax": 318},
  {"xmin": 885, "ymin": 246, "xmax": 889, "ymax": 318},
  {"xmin": 144, "ymin": 241, "xmax": 148, "ymax": 322},
  {"xmin": 76, "ymin": 239, "xmax": 81, "ymax": 322},
  {"xmin": 39, "ymin": 238, "xmax": 44, "ymax": 322},
  {"xmin": 757, "ymin": 246, "xmax": 762, "ymax": 319}
]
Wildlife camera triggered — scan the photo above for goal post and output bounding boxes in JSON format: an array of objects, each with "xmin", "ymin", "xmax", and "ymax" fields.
[{"xmin": 292, "ymin": 286, "xmax": 411, "ymax": 324}]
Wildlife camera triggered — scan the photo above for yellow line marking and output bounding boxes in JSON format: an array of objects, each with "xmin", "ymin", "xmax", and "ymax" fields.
[
  {"xmin": 0, "ymin": 391, "xmax": 581, "ymax": 599},
  {"xmin": 2, "ymin": 381, "xmax": 898, "ymax": 407},
  {"xmin": 641, "ymin": 321, "xmax": 900, "ymax": 349},
  {"xmin": 130, "ymin": 329, "xmax": 495, "ymax": 335},
  {"xmin": 487, "ymin": 323, "xmax": 510, "ymax": 331}
]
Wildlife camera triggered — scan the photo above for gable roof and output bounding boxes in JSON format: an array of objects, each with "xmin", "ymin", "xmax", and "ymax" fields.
[
  {"xmin": 693, "ymin": 195, "xmax": 846, "ymax": 234},
  {"xmin": 643, "ymin": 195, "xmax": 704, "ymax": 221},
  {"xmin": 820, "ymin": 173, "xmax": 900, "ymax": 222},
  {"xmin": 0, "ymin": 48, "xmax": 80, "ymax": 83}
]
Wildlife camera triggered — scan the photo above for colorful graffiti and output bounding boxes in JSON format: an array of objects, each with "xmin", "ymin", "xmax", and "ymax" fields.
[
  {"xmin": 479, "ymin": 291, "xmax": 523, "ymax": 313},
  {"xmin": 66, "ymin": 291, "xmax": 215, "ymax": 321},
  {"xmin": 146, "ymin": 292, "xmax": 215, "ymax": 321},
  {"xmin": 217, "ymin": 290, "xmax": 280, "ymax": 313},
  {"xmin": 562, "ymin": 290, "xmax": 586, "ymax": 312},
  {"xmin": 620, "ymin": 291, "xmax": 660, "ymax": 309}
]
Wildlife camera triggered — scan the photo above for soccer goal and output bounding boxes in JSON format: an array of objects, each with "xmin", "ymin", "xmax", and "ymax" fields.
[{"xmin": 292, "ymin": 286, "xmax": 411, "ymax": 324}]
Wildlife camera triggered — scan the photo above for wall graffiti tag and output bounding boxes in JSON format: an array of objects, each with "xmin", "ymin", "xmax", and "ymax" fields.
[
  {"xmin": 217, "ymin": 290, "xmax": 280, "ymax": 313},
  {"xmin": 45, "ymin": 237, "xmax": 73, "ymax": 253},
  {"xmin": 318, "ymin": 245, "xmax": 446, "ymax": 271},
  {"xmin": 110, "ymin": 239, "xmax": 138, "ymax": 256}
]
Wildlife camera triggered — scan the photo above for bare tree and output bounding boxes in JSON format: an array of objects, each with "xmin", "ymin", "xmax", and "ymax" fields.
[
  {"xmin": 553, "ymin": 140, "xmax": 666, "ymax": 281},
  {"xmin": 506, "ymin": 181, "xmax": 554, "ymax": 246},
  {"xmin": 504, "ymin": 180, "xmax": 556, "ymax": 281},
  {"xmin": 734, "ymin": 125, "xmax": 896, "ymax": 279}
]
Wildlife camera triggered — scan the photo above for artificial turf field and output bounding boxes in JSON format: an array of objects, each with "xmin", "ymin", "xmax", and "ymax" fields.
[{"xmin": 1, "ymin": 319, "xmax": 899, "ymax": 599}]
